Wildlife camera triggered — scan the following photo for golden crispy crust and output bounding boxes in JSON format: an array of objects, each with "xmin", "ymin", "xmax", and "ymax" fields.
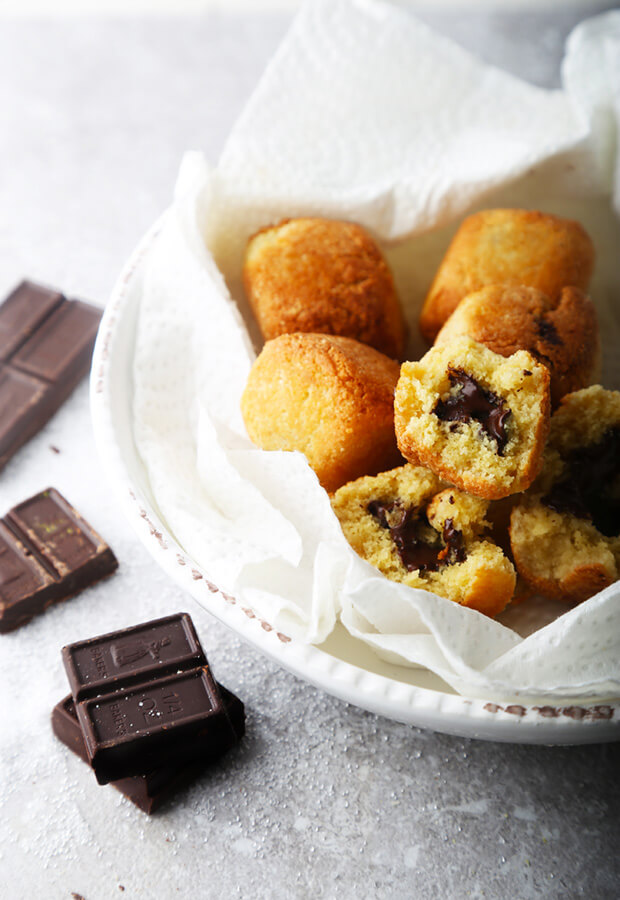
[
  {"xmin": 510, "ymin": 502, "xmax": 618, "ymax": 604},
  {"xmin": 244, "ymin": 218, "xmax": 406, "ymax": 360},
  {"xmin": 331, "ymin": 465, "xmax": 515, "ymax": 616},
  {"xmin": 240, "ymin": 333, "xmax": 403, "ymax": 493},
  {"xmin": 394, "ymin": 337, "xmax": 551, "ymax": 500},
  {"xmin": 436, "ymin": 285, "xmax": 601, "ymax": 407},
  {"xmin": 541, "ymin": 384, "xmax": 620, "ymax": 462},
  {"xmin": 509, "ymin": 386, "xmax": 620, "ymax": 603},
  {"xmin": 419, "ymin": 209, "xmax": 595, "ymax": 342}
]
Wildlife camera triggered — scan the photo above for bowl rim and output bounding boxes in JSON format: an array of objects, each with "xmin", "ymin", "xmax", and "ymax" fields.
[{"xmin": 89, "ymin": 210, "xmax": 620, "ymax": 745}]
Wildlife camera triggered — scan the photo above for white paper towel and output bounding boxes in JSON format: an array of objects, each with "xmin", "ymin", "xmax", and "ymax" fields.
[{"xmin": 133, "ymin": 0, "xmax": 620, "ymax": 699}]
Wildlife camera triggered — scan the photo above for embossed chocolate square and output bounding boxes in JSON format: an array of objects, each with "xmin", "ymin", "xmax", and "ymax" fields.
[
  {"xmin": 0, "ymin": 280, "xmax": 102, "ymax": 470},
  {"xmin": 76, "ymin": 666, "xmax": 236, "ymax": 784},
  {"xmin": 52, "ymin": 685, "xmax": 245, "ymax": 813},
  {"xmin": 62, "ymin": 613, "xmax": 205, "ymax": 701},
  {"xmin": 0, "ymin": 488, "xmax": 118, "ymax": 633}
]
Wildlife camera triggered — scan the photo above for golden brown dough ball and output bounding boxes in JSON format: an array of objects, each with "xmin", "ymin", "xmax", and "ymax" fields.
[
  {"xmin": 394, "ymin": 337, "xmax": 551, "ymax": 500},
  {"xmin": 510, "ymin": 386, "xmax": 620, "ymax": 604},
  {"xmin": 240, "ymin": 333, "xmax": 403, "ymax": 493},
  {"xmin": 243, "ymin": 218, "xmax": 406, "ymax": 360},
  {"xmin": 435, "ymin": 284, "xmax": 600, "ymax": 408},
  {"xmin": 419, "ymin": 209, "xmax": 595, "ymax": 342},
  {"xmin": 331, "ymin": 465, "xmax": 516, "ymax": 617}
]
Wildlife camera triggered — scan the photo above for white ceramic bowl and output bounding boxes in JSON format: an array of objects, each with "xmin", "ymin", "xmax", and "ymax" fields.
[{"xmin": 90, "ymin": 212, "xmax": 620, "ymax": 745}]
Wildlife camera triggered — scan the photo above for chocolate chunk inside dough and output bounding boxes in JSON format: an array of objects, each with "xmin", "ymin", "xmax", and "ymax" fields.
[
  {"xmin": 367, "ymin": 500, "xmax": 465, "ymax": 572},
  {"xmin": 433, "ymin": 367, "xmax": 511, "ymax": 455},
  {"xmin": 542, "ymin": 426, "xmax": 620, "ymax": 537},
  {"xmin": 535, "ymin": 316, "xmax": 562, "ymax": 347}
]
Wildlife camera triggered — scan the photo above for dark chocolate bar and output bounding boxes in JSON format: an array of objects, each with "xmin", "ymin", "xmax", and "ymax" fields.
[
  {"xmin": 76, "ymin": 666, "xmax": 237, "ymax": 784},
  {"xmin": 0, "ymin": 281, "xmax": 64, "ymax": 359},
  {"xmin": 0, "ymin": 280, "xmax": 101, "ymax": 470},
  {"xmin": 52, "ymin": 686, "xmax": 244, "ymax": 813},
  {"xmin": 0, "ymin": 488, "xmax": 117, "ymax": 633},
  {"xmin": 62, "ymin": 613, "xmax": 206, "ymax": 701}
]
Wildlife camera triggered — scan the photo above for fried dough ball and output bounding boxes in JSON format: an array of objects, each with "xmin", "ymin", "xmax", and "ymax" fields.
[
  {"xmin": 331, "ymin": 465, "xmax": 515, "ymax": 616},
  {"xmin": 420, "ymin": 209, "xmax": 595, "ymax": 342},
  {"xmin": 436, "ymin": 284, "xmax": 600, "ymax": 408},
  {"xmin": 241, "ymin": 333, "xmax": 403, "ymax": 493},
  {"xmin": 510, "ymin": 386, "xmax": 620, "ymax": 603},
  {"xmin": 394, "ymin": 337, "xmax": 550, "ymax": 499},
  {"xmin": 244, "ymin": 218, "xmax": 406, "ymax": 359}
]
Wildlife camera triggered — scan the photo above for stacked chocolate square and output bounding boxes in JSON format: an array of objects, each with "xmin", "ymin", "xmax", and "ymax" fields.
[{"xmin": 53, "ymin": 613, "xmax": 245, "ymax": 813}]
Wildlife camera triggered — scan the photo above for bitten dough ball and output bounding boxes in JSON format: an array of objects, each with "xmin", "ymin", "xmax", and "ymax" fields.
[
  {"xmin": 435, "ymin": 285, "xmax": 601, "ymax": 408},
  {"xmin": 243, "ymin": 218, "xmax": 407, "ymax": 360},
  {"xmin": 419, "ymin": 209, "xmax": 595, "ymax": 342},
  {"xmin": 240, "ymin": 333, "xmax": 403, "ymax": 493},
  {"xmin": 331, "ymin": 465, "xmax": 516, "ymax": 616},
  {"xmin": 510, "ymin": 386, "xmax": 620, "ymax": 603},
  {"xmin": 394, "ymin": 336, "xmax": 551, "ymax": 500}
]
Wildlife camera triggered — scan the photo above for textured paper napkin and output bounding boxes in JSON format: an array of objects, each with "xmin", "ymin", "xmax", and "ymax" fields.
[{"xmin": 133, "ymin": 0, "xmax": 620, "ymax": 699}]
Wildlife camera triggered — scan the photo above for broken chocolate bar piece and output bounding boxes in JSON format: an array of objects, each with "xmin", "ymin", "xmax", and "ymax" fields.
[
  {"xmin": 52, "ymin": 685, "xmax": 245, "ymax": 813},
  {"xmin": 0, "ymin": 280, "xmax": 101, "ymax": 470},
  {"xmin": 0, "ymin": 488, "xmax": 117, "ymax": 633},
  {"xmin": 0, "ymin": 281, "xmax": 64, "ymax": 359},
  {"xmin": 76, "ymin": 666, "xmax": 237, "ymax": 784},
  {"xmin": 62, "ymin": 613, "xmax": 207, "ymax": 701}
]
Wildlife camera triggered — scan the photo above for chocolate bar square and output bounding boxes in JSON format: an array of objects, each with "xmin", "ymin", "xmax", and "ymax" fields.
[
  {"xmin": 52, "ymin": 686, "xmax": 244, "ymax": 813},
  {"xmin": 76, "ymin": 666, "xmax": 237, "ymax": 784},
  {"xmin": 0, "ymin": 280, "xmax": 63, "ymax": 360},
  {"xmin": 62, "ymin": 613, "xmax": 206, "ymax": 701},
  {"xmin": 0, "ymin": 488, "xmax": 117, "ymax": 633},
  {"xmin": 0, "ymin": 280, "xmax": 101, "ymax": 470}
]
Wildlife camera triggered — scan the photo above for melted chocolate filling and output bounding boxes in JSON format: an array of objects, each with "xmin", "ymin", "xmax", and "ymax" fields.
[
  {"xmin": 367, "ymin": 500, "xmax": 465, "ymax": 572},
  {"xmin": 432, "ymin": 368, "xmax": 511, "ymax": 455},
  {"xmin": 542, "ymin": 426, "xmax": 620, "ymax": 537}
]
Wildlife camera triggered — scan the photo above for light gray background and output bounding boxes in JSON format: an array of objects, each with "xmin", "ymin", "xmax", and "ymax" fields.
[{"xmin": 0, "ymin": 7, "xmax": 619, "ymax": 899}]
